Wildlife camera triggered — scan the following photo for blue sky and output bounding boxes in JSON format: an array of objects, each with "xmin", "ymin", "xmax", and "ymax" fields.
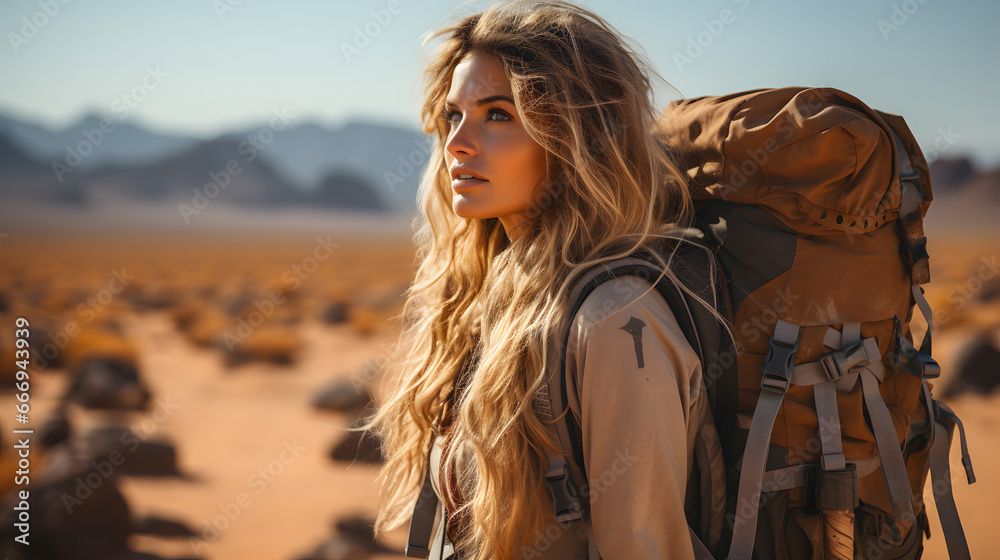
[{"xmin": 2, "ymin": 0, "xmax": 998, "ymax": 168}]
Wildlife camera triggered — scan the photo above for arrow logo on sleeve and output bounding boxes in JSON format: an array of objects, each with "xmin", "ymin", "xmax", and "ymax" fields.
[{"xmin": 618, "ymin": 316, "xmax": 647, "ymax": 369}]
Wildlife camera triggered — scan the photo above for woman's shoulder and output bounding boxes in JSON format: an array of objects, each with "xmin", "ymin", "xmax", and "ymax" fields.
[
  {"xmin": 568, "ymin": 274, "xmax": 688, "ymax": 345},
  {"xmin": 564, "ymin": 272, "xmax": 703, "ymax": 389}
]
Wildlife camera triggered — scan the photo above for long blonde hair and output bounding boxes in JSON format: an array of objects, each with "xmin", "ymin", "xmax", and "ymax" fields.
[{"xmin": 361, "ymin": 1, "xmax": 733, "ymax": 558}]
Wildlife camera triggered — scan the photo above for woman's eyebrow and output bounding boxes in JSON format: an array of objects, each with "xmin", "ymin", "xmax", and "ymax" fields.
[{"xmin": 445, "ymin": 94, "xmax": 515, "ymax": 108}]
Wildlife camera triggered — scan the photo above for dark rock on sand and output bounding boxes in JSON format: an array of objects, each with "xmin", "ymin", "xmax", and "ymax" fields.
[
  {"xmin": 293, "ymin": 513, "xmax": 398, "ymax": 560},
  {"xmin": 329, "ymin": 420, "xmax": 383, "ymax": 466},
  {"xmin": 312, "ymin": 379, "xmax": 373, "ymax": 412},
  {"xmin": 132, "ymin": 514, "xmax": 198, "ymax": 538},
  {"xmin": 941, "ymin": 332, "xmax": 1000, "ymax": 398},
  {"xmin": 82, "ymin": 426, "xmax": 181, "ymax": 477},
  {"xmin": 322, "ymin": 301, "xmax": 350, "ymax": 325},
  {"xmin": 65, "ymin": 357, "xmax": 151, "ymax": 410}
]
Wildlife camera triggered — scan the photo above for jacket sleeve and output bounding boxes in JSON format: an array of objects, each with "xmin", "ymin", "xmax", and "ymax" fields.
[{"xmin": 564, "ymin": 275, "xmax": 703, "ymax": 560}]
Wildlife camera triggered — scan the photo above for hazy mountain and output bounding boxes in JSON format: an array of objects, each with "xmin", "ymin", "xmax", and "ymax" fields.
[
  {"xmin": 0, "ymin": 133, "xmax": 82, "ymax": 205},
  {"xmin": 311, "ymin": 170, "xmax": 389, "ymax": 211},
  {"xmin": 221, "ymin": 118, "xmax": 426, "ymax": 211},
  {"xmin": 0, "ymin": 111, "xmax": 199, "ymax": 173},
  {"xmin": 0, "ymin": 110, "xmax": 425, "ymax": 212},
  {"xmin": 75, "ymin": 136, "xmax": 307, "ymax": 207}
]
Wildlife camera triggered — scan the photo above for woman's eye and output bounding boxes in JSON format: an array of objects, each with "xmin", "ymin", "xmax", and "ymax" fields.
[
  {"xmin": 441, "ymin": 107, "xmax": 511, "ymax": 126},
  {"xmin": 486, "ymin": 106, "xmax": 512, "ymax": 121}
]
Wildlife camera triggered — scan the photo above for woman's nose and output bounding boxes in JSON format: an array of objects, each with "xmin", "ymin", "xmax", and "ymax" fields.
[{"xmin": 445, "ymin": 118, "xmax": 478, "ymax": 159}]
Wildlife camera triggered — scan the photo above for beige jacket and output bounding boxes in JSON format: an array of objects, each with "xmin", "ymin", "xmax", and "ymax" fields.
[{"xmin": 426, "ymin": 275, "xmax": 706, "ymax": 559}]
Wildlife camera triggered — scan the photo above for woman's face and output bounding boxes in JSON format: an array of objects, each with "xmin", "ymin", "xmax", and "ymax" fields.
[{"xmin": 442, "ymin": 50, "xmax": 547, "ymax": 242}]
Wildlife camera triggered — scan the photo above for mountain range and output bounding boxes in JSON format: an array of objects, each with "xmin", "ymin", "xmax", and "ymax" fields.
[
  {"xmin": 0, "ymin": 110, "xmax": 429, "ymax": 213},
  {"xmin": 0, "ymin": 110, "xmax": 996, "ymax": 230}
]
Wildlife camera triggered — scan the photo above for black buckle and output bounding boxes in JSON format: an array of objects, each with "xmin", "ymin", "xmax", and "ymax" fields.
[
  {"xmin": 896, "ymin": 334, "xmax": 941, "ymax": 380},
  {"xmin": 813, "ymin": 463, "xmax": 859, "ymax": 511},
  {"xmin": 761, "ymin": 333, "xmax": 799, "ymax": 394},
  {"xmin": 544, "ymin": 464, "xmax": 585, "ymax": 524},
  {"xmin": 899, "ymin": 236, "xmax": 929, "ymax": 269},
  {"xmin": 404, "ymin": 544, "xmax": 430, "ymax": 558}
]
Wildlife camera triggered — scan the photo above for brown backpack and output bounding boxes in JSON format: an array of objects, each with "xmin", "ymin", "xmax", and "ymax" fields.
[
  {"xmin": 532, "ymin": 86, "xmax": 977, "ymax": 560},
  {"xmin": 654, "ymin": 86, "xmax": 976, "ymax": 560},
  {"xmin": 405, "ymin": 87, "xmax": 977, "ymax": 560}
]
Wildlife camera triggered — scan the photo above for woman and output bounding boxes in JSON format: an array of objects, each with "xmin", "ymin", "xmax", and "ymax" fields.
[{"xmin": 361, "ymin": 1, "xmax": 734, "ymax": 558}]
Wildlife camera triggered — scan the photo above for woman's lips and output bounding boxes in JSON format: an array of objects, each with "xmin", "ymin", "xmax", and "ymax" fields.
[{"xmin": 452, "ymin": 177, "xmax": 488, "ymax": 190}]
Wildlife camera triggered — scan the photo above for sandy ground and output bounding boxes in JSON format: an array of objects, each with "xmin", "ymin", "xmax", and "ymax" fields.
[
  {"xmin": 0, "ymin": 310, "xmax": 414, "ymax": 559},
  {"xmin": 13, "ymin": 302, "xmax": 996, "ymax": 559},
  {"xmin": 0, "ymin": 225, "xmax": 996, "ymax": 559}
]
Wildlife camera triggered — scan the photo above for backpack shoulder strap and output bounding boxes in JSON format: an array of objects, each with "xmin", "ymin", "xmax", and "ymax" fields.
[{"xmin": 541, "ymin": 233, "xmax": 730, "ymax": 557}]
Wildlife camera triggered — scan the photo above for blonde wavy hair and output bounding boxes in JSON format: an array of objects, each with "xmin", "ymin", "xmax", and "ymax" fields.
[{"xmin": 360, "ymin": 1, "xmax": 734, "ymax": 558}]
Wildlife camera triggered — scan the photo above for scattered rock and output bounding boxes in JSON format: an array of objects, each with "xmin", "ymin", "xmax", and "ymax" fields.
[
  {"xmin": 293, "ymin": 513, "xmax": 398, "ymax": 560},
  {"xmin": 39, "ymin": 407, "xmax": 71, "ymax": 449},
  {"xmin": 132, "ymin": 514, "xmax": 197, "ymax": 538},
  {"xmin": 0, "ymin": 462, "xmax": 131, "ymax": 559},
  {"xmin": 80, "ymin": 427, "xmax": 182, "ymax": 477},
  {"xmin": 941, "ymin": 332, "xmax": 1000, "ymax": 398},
  {"xmin": 224, "ymin": 325, "xmax": 302, "ymax": 367},
  {"xmin": 329, "ymin": 420, "xmax": 383, "ymax": 466},
  {"xmin": 322, "ymin": 301, "xmax": 350, "ymax": 325},
  {"xmin": 312, "ymin": 379, "xmax": 373, "ymax": 413},
  {"xmin": 65, "ymin": 358, "xmax": 151, "ymax": 410},
  {"xmin": 973, "ymin": 276, "xmax": 1000, "ymax": 303}
]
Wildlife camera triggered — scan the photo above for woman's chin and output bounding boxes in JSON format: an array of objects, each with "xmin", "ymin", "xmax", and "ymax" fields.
[{"xmin": 452, "ymin": 198, "xmax": 495, "ymax": 220}]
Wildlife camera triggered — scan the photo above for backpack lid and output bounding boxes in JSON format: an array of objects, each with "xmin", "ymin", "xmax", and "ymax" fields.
[{"xmin": 658, "ymin": 86, "xmax": 932, "ymax": 237}]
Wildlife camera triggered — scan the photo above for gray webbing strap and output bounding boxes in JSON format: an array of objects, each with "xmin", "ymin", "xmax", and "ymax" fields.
[
  {"xmin": 859, "ymin": 361, "xmax": 914, "ymax": 521},
  {"xmin": 937, "ymin": 401, "xmax": 976, "ymax": 485},
  {"xmin": 818, "ymin": 323, "xmax": 864, "ymax": 392},
  {"xmin": 761, "ymin": 456, "xmax": 883, "ymax": 493},
  {"xmin": 727, "ymin": 319, "xmax": 800, "ymax": 560},
  {"xmin": 787, "ymin": 335, "xmax": 877, "ymax": 388},
  {"xmin": 929, "ymin": 416, "xmax": 972, "ymax": 560},
  {"xmin": 835, "ymin": 323, "xmax": 862, "ymax": 392},
  {"xmin": 583, "ymin": 521, "xmax": 602, "ymax": 560},
  {"xmin": 441, "ymin": 502, "xmax": 456, "ymax": 559},
  {"xmin": 921, "ymin": 379, "xmax": 975, "ymax": 560},
  {"xmin": 690, "ymin": 526, "xmax": 715, "ymax": 560},
  {"xmin": 897, "ymin": 332, "xmax": 941, "ymax": 380},
  {"xmin": 405, "ymin": 459, "xmax": 441, "ymax": 558},
  {"xmin": 814, "ymin": 381, "xmax": 845, "ymax": 470},
  {"xmin": 760, "ymin": 464, "xmax": 812, "ymax": 493},
  {"xmin": 813, "ymin": 323, "xmax": 859, "ymax": 471}
]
